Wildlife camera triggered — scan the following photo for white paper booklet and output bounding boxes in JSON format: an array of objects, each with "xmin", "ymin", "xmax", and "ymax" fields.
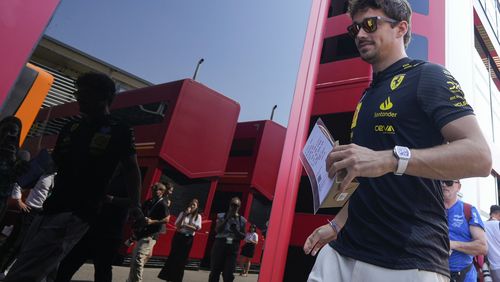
[{"xmin": 300, "ymin": 118, "xmax": 358, "ymax": 213}]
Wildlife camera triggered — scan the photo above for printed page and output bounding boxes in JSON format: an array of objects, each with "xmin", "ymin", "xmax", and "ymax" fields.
[{"xmin": 300, "ymin": 118, "xmax": 336, "ymax": 213}]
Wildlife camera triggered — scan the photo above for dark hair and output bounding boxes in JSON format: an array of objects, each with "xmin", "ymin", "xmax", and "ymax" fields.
[
  {"xmin": 0, "ymin": 116, "xmax": 22, "ymax": 132},
  {"xmin": 164, "ymin": 181, "xmax": 174, "ymax": 190},
  {"xmin": 249, "ymin": 224, "xmax": 256, "ymax": 232},
  {"xmin": 151, "ymin": 182, "xmax": 166, "ymax": 192},
  {"xmin": 490, "ymin": 205, "xmax": 500, "ymax": 215},
  {"xmin": 0, "ymin": 116, "xmax": 22, "ymax": 145},
  {"xmin": 75, "ymin": 72, "xmax": 116, "ymax": 105},
  {"xmin": 187, "ymin": 198, "xmax": 200, "ymax": 219},
  {"xmin": 348, "ymin": 0, "xmax": 412, "ymax": 48}
]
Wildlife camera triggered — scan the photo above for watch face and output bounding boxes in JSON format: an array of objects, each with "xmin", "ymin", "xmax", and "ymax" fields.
[{"xmin": 396, "ymin": 146, "xmax": 410, "ymax": 158}]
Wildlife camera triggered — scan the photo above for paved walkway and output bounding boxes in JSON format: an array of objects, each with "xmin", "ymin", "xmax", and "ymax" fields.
[{"xmin": 71, "ymin": 263, "xmax": 258, "ymax": 282}]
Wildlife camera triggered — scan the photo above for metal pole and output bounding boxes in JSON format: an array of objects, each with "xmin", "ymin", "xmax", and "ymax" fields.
[
  {"xmin": 192, "ymin": 58, "xmax": 204, "ymax": 81},
  {"xmin": 270, "ymin": 105, "xmax": 277, "ymax": 120}
]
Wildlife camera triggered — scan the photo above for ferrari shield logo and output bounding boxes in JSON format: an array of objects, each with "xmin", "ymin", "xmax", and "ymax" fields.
[{"xmin": 390, "ymin": 74, "xmax": 405, "ymax": 90}]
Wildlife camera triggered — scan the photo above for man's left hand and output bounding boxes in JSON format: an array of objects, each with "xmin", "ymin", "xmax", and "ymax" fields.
[
  {"xmin": 326, "ymin": 143, "xmax": 396, "ymax": 191},
  {"xmin": 304, "ymin": 224, "xmax": 338, "ymax": 256}
]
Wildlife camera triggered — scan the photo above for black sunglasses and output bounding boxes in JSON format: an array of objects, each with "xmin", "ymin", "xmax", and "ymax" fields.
[
  {"xmin": 440, "ymin": 180, "xmax": 460, "ymax": 187},
  {"xmin": 347, "ymin": 16, "xmax": 399, "ymax": 39}
]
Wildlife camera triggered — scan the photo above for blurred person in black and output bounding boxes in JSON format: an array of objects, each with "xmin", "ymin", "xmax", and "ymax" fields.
[
  {"xmin": 5, "ymin": 72, "xmax": 143, "ymax": 282},
  {"xmin": 209, "ymin": 197, "xmax": 247, "ymax": 282},
  {"xmin": 158, "ymin": 198, "xmax": 202, "ymax": 282},
  {"xmin": 54, "ymin": 165, "xmax": 130, "ymax": 282},
  {"xmin": 127, "ymin": 182, "xmax": 169, "ymax": 282},
  {"xmin": 0, "ymin": 165, "xmax": 55, "ymax": 275},
  {"xmin": 0, "ymin": 116, "xmax": 27, "ymax": 222}
]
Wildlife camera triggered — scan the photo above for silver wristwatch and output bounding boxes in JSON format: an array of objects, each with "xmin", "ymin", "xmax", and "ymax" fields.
[{"xmin": 393, "ymin": 146, "xmax": 411, "ymax": 176}]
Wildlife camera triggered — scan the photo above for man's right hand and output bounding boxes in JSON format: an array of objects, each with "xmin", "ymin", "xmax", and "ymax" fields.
[
  {"xmin": 16, "ymin": 199, "xmax": 30, "ymax": 212},
  {"xmin": 303, "ymin": 224, "xmax": 338, "ymax": 256}
]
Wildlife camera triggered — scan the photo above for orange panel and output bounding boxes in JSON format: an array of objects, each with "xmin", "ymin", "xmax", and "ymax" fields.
[{"xmin": 15, "ymin": 63, "xmax": 53, "ymax": 145}]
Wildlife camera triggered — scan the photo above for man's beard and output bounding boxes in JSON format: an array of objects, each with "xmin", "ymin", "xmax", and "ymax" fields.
[{"xmin": 359, "ymin": 50, "xmax": 378, "ymax": 64}]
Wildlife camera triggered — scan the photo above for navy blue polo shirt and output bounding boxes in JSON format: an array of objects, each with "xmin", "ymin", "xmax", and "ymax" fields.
[{"xmin": 330, "ymin": 58, "xmax": 474, "ymax": 277}]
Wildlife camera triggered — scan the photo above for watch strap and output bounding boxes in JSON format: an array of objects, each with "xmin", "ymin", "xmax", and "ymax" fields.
[{"xmin": 393, "ymin": 146, "xmax": 410, "ymax": 176}]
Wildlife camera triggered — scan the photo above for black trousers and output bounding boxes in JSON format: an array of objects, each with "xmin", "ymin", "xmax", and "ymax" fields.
[
  {"xmin": 0, "ymin": 207, "xmax": 41, "ymax": 272},
  {"xmin": 208, "ymin": 238, "xmax": 240, "ymax": 282},
  {"xmin": 158, "ymin": 232, "xmax": 194, "ymax": 282},
  {"xmin": 54, "ymin": 231, "xmax": 122, "ymax": 282}
]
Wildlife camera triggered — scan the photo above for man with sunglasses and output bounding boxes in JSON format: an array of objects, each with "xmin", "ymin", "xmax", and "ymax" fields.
[
  {"xmin": 209, "ymin": 197, "xmax": 247, "ymax": 282},
  {"xmin": 127, "ymin": 182, "xmax": 169, "ymax": 282},
  {"xmin": 442, "ymin": 180, "xmax": 487, "ymax": 282},
  {"xmin": 304, "ymin": 0, "xmax": 491, "ymax": 281}
]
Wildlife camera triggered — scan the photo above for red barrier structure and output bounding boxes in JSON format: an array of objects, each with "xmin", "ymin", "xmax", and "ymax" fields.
[
  {"xmin": 24, "ymin": 79, "xmax": 241, "ymax": 260},
  {"xmin": 0, "ymin": 0, "xmax": 60, "ymax": 109}
]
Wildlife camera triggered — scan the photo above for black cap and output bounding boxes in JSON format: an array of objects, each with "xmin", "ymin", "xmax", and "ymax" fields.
[{"xmin": 490, "ymin": 205, "xmax": 500, "ymax": 215}]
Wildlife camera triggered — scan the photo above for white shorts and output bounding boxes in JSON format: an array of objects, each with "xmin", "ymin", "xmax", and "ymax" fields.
[{"xmin": 308, "ymin": 245, "xmax": 449, "ymax": 282}]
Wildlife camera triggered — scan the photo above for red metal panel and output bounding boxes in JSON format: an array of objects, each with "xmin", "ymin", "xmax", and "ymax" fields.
[
  {"xmin": 35, "ymin": 102, "xmax": 79, "ymax": 120},
  {"xmin": 29, "ymin": 79, "xmax": 239, "ymax": 179},
  {"xmin": 324, "ymin": 14, "xmax": 352, "ymax": 38},
  {"xmin": 221, "ymin": 121, "xmax": 262, "ymax": 184},
  {"xmin": 203, "ymin": 179, "xmax": 219, "ymax": 217},
  {"xmin": 0, "ymin": 0, "xmax": 60, "ymax": 109},
  {"xmin": 312, "ymin": 80, "xmax": 367, "ymax": 115},
  {"xmin": 317, "ymin": 58, "xmax": 372, "ymax": 85},
  {"xmin": 243, "ymin": 192, "xmax": 254, "ymax": 222},
  {"xmin": 111, "ymin": 80, "xmax": 183, "ymax": 108},
  {"xmin": 162, "ymin": 80, "xmax": 240, "ymax": 178},
  {"xmin": 289, "ymin": 213, "xmax": 330, "ymax": 247},
  {"xmin": 251, "ymin": 121, "xmax": 286, "ymax": 200},
  {"xmin": 113, "ymin": 81, "xmax": 183, "ymax": 157},
  {"xmin": 412, "ymin": 1, "xmax": 445, "ymax": 65},
  {"xmin": 259, "ymin": 1, "xmax": 329, "ymax": 281},
  {"xmin": 139, "ymin": 160, "xmax": 163, "ymax": 200}
]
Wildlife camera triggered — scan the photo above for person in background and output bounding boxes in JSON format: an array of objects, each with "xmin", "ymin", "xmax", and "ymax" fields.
[
  {"xmin": 143, "ymin": 197, "xmax": 171, "ymax": 264},
  {"xmin": 0, "ymin": 168, "xmax": 55, "ymax": 276},
  {"xmin": 485, "ymin": 205, "xmax": 500, "ymax": 282},
  {"xmin": 158, "ymin": 198, "xmax": 202, "ymax": 282},
  {"xmin": 165, "ymin": 182, "xmax": 174, "ymax": 201},
  {"xmin": 209, "ymin": 197, "xmax": 246, "ymax": 282},
  {"xmin": 5, "ymin": 72, "xmax": 143, "ymax": 282},
  {"xmin": 442, "ymin": 180, "xmax": 487, "ymax": 282},
  {"xmin": 127, "ymin": 182, "xmax": 169, "ymax": 282},
  {"xmin": 0, "ymin": 116, "xmax": 27, "ymax": 222},
  {"xmin": 239, "ymin": 224, "xmax": 258, "ymax": 277}
]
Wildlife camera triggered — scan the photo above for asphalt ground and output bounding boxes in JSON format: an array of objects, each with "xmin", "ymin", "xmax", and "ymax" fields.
[{"xmin": 71, "ymin": 263, "xmax": 258, "ymax": 282}]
